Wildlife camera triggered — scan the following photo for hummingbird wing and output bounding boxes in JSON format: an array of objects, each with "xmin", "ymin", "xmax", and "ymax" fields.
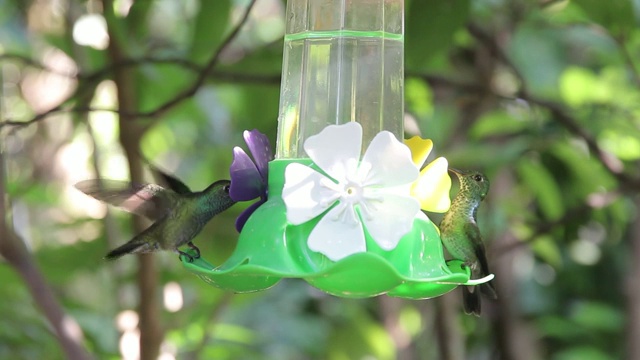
[
  {"xmin": 148, "ymin": 164, "xmax": 192, "ymax": 195},
  {"xmin": 75, "ymin": 179, "xmax": 177, "ymax": 221},
  {"xmin": 464, "ymin": 223, "xmax": 498, "ymax": 299}
]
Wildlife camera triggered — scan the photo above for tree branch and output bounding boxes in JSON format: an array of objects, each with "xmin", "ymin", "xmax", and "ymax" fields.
[
  {"xmin": 0, "ymin": 152, "xmax": 91, "ymax": 360},
  {"xmin": 100, "ymin": 0, "xmax": 163, "ymax": 359},
  {"xmin": 0, "ymin": 54, "xmax": 281, "ymax": 85},
  {"xmin": 519, "ymin": 93, "xmax": 627, "ymax": 174},
  {"xmin": 0, "ymin": 68, "xmax": 280, "ymax": 131},
  {"xmin": 434, "ymin": 294, "xmax": 465, "ymax": 360},
  {"xmin": 0, "ymin": 53, "xmax": 78, "ymax": 77},
  {"xmin": 104, "ymin": 0, "xmax": 259, "ymax": 120},
  {"xmin": 492, "ymin": 172, "xmax": 541, "ymax": 360},
  {"xmin": 466, "ymin": 23, "xmax": 640, "ymax": 190},
  {"xmin": 466, "ymin": 23, "xmax": 526, "ymax": 85},
  {"xmin": 625, "ymin": 198, "xmax": 640, "ymax": 359},
  {"xmin": 615, "ymin": 35, "xmax": 640, "ymax": 89},
  {"xmin": 495, "ymin": 201, "xmax": 593, "ymax": 256},
  {"xmin": 0, "ymin": 0, "xmax": 261, "ymax": 130}
]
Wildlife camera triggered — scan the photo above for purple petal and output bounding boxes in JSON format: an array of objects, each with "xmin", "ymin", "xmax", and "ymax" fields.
[
  {"xmin": 235, "ymin": 199, "xmax": 266, "ymax": 232},
  {"xmin": 229, "ymin": 147, "xmax": 263, "ymax": 201},
  {"xmin": 244, "ymin": 129, "xmax": 273, "ymax": 181}
]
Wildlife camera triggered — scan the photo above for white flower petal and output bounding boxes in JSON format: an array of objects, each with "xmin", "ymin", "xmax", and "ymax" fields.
[
  {"xmin": 304, "ymin": 122, "xmax": 362, "ymax": 182},
  {"xmin": 283, "ymin": 163, "xmax": 339, "ymax": 225},
  {"xmin": 288, "ymin": 123, "xmax": 426, "ymax": 260},
  {"xmin": 360, "ymin": 194, "xmax": 420, "ymax": 250},
  {"xmin": 360, "ymin": 131, "xmax": 418, "ymax": 187},
  {"xmin": 307, "ymin": 204, "xmax": 366, "ymax": 261}
]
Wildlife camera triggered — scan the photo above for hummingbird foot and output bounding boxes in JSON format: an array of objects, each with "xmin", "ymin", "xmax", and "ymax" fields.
[
  {"xmin": 178, "ymin": 242, "xmax": 201, "ymax": 262},
  {"xmin": 187, "ymin": 242, "xmax": 201, "ymax": 259},
  {"xmin": 178, "ymin": 250, "xmax": 195, "ymax": 263}
]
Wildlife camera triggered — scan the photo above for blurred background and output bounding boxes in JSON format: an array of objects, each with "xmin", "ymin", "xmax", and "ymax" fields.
[{"xmin": 1, "ymin": 0, "xmax": 640, "ymax": 359}]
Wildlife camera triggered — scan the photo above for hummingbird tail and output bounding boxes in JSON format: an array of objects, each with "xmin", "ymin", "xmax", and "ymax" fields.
[
  {"xmin": 104, "ymin": 237, "xmax": 153, "ymax": 260},
  {"xmin": 480, "ymin": 281, "xmax": 498, "ymax": 299},
  {"xmin": 462, "ymin": 286, "xmax": 481, "ymax": 316}
]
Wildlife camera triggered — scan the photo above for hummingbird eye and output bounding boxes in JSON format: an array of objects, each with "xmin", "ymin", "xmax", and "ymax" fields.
[
  {"xmin": 223, "ymin": 184, "xmax": 230, "ymax": 193},
  {"xmin": 473, "ymin": 174, "xmax": 483, "ymax": 182}
]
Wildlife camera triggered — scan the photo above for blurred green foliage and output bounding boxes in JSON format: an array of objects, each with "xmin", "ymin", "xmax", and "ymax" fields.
[{"xmin": 1, "ymin": 0, "xmax": 640, "ymax": 359}]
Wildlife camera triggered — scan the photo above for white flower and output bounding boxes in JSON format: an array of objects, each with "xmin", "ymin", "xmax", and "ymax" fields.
[{"xmin": 282, "ymin": 122, "xmax": 420, "ymax": 261}]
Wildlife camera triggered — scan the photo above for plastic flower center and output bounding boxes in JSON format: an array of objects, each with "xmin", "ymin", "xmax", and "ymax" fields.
[{"xmin": 342, "ymin": 182, "xmax": 362, "ymax": 203}]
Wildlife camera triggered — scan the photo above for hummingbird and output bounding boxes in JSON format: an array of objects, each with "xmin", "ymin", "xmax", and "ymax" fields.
[
  {"xmin": 75, "ymin": 169, "xmax": 236, "ymax": 262},
  {"xmin": 439, "ymin": 168, "xmax": 497, "ymax": 316}
]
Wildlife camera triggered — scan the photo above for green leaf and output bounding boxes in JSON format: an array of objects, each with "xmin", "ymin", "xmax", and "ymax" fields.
[
  {"xmin": 35, "ymin": 238, "xmax": 109, "ymax": 284},
  {"xmin": 217, "ymin": 43, "xmax": 284, "ymax": 75},
  {"xmin": 134, "ymin": 63, "xmax": 195, "ymax": 113},
  {"xmin": 553, "ymin": 346, "xmax": 612, "ymax": 360},
  {"xmin": 405, "ymin": 78, "xmax": 434, "ymax": 119},
  {"xmin": 470, "ymin": 110, "xmax": 531, "ymax": 138},
  {"xmin": 559, "ymin": 67, "xmax": 612, "ymax": 106},
  {"xmin": 215, "ymin": 84, "xmax": 280, "ymax": 133},
  {"xmin": 0, "ymin": 1, "xmax": 30, "ymax": 54},
  {"xmin": 570, "ymin": 301, "xmax": 625, "ymax": 333},
  {"xmin": 599, "ymin": 128, "xmax": 640, "ymax": 160},
  {"xmin": 189, "ymin": 0, "xmax": 232, "ymax": 62},
  {"xmin": 508, "ymin": 25, "xmax": 567, "ymax": 97},
  {"xmin": 517, "ymin": 159, "xmax": 565, "ymax": 221},
  {"xmin": 536, "ymin": 316, "xmax": 588, "ymax": 340},
  {"xmin": 69, "ymin": 310, "xmax": 119, "ymax": 353},
  {"xmin": 126, "ymin": 0, "xmax": 155, "ymax": 38},
  {"xmin": 327, "ymin": 306, "xmax": 394, "ymax": 360},
  {"xmin": 405, "ymin": 0, "xmax": 470, "ymax": 68},
  {"xmin": 42, "ymin": 33, "xmax": 75, "ymax": 59},
  {"xmin": 573, "ymin": 0, "xmax": 636, "ymax": 36},
  {"xmin": 531, "ymin": 235, "xmax": 563, "ymax": 269},
  {"xmin": 550, "ymin": 142, "xmax": 617, "ymax": 196},
  {"xmin": 445, "ymin": 139, "xmax": 530, "ymax": 169}
]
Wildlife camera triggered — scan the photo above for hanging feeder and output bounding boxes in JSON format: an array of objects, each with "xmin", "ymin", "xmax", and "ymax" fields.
[{"xmin": 182, "ymin": 0, "xmax": 491, "ymax": 299}]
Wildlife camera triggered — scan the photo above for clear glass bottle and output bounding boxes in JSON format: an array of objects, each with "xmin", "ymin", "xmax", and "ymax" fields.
[{"xmin": 276, "ymin": 0, "xmax": 404, "ymax": 159}]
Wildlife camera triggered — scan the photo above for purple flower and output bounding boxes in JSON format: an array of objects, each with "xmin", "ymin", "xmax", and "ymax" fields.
[{"xmin": 229, "ymin": 129, "xmax": 273, "ymax": 232}]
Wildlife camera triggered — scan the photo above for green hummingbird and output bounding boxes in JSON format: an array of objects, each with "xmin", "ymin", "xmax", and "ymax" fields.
[
  {"xmin": 439, "ymin": 168, "xmax": 497, "ymax": 316},
  {"xmin": 75, "ymin": 169, "xmax": 236, "ymax": 262}
]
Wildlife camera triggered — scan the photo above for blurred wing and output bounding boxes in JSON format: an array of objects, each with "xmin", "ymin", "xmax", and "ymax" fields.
[
  {"xmin": 74, "ymin": 179, "xmax": 176, "ymax": 221},
  {"xmin": 148, "ymin": 164, "xmax": 192, "ymax": 195}
]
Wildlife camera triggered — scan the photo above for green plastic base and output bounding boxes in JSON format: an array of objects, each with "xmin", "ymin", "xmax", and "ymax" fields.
[{"xmin": 183, "ymin": 159, "xmax": 470, "ymax": 299}]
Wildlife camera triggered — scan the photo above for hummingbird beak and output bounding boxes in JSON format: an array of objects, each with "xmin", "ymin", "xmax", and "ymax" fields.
[{"xmin": 448, "ymin": 168, "xmax": 463, "ymax": 176}]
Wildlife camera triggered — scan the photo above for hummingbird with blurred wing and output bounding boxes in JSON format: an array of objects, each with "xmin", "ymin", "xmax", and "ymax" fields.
[
  {"xmin": 440, "ymin": 168, "xmax": 497, "ymax": 316},
  {"xmin": 75, "ymin": 168, "xmax": 236, "ymax": 262}
]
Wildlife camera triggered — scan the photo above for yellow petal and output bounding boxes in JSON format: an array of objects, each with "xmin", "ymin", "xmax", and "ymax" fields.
[
  {"xmin": 411, "ymin": 157, "xmax": 452, "ymax": 213},
  {"xmin": 404, "ymin": 136, "xmax": 433, "ymax": 168}
]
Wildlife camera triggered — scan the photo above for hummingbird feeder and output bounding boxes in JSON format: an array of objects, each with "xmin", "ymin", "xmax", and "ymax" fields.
[{"xmin": 182, "ymin": 0, "xmax": 493, "ymax": 298}]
